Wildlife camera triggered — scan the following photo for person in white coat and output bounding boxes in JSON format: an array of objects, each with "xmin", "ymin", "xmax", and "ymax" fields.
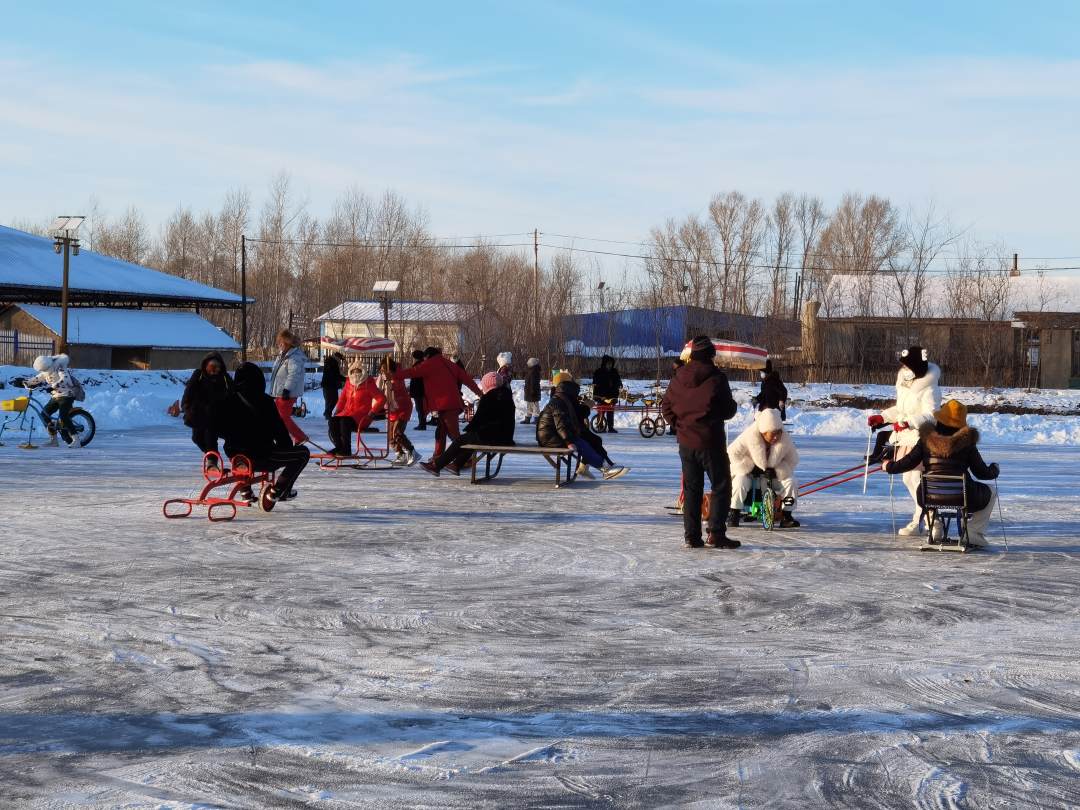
[
  {"xmin": 726, "ymin": 408, "xmax": 800, "ymax": 529},
  {"xmin": 269, "ymin": 328, "xmax": 309, "ymax": 445},
  {"xmin": 867, "ymin": 346, "xmax": 942, "ymax": 536},
  {"xmin": 23, "ymin": 354, "xmax": 80, "ymax": 446}
]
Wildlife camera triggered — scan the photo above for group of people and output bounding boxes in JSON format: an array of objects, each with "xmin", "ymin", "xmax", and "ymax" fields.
[
  {"xmin": 178, "ymin": 330, "xmax": 1000, "ymax": 547},
  {"xmin": 659, "ymin": 336, "xmax": 1000, "ymax": 550}
]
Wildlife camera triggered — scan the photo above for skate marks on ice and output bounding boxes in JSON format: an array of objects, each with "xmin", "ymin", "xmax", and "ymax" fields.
[{"xmin": 4, "ymin": 430, "xmax": 1080, "ymax": 806}]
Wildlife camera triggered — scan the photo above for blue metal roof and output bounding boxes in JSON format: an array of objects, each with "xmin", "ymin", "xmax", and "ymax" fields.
[{"xmin": 0, "ymin": 225, "xmax": 244, "ymax": 307}]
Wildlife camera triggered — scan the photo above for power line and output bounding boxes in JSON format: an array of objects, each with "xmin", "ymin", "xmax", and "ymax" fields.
[
  {"xmin": 539, "ymin": 242, "xmax": 1080, "ymax": 276},
  {"xmin": 247, "ymin": 237, "xmax": 533, "ymax": 249}
]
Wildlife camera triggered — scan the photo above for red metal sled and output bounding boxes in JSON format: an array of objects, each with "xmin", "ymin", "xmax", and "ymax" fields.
[
  {"xmin": 797, "ymin": 463, "xmax": 883, "ymax": 498},
  {"xmin": 310, "ymin": 427, "xmax": 395, "ymax": 470},
  {"xmin": 163, "ymin": 452, "xmax": 274, "ymax": 521}
]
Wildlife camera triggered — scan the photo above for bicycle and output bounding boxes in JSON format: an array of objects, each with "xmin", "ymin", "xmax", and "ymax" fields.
[{"xmin": 0, "ymin": 384, "xmax": 96, "ymax": 448}]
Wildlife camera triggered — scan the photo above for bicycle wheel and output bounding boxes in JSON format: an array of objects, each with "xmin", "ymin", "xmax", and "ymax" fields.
[
  {"xmin": 638, "ymin": 417, "xmax": 656, "ymax": 438},
  {"xmin": 654, "ymin": 416, "xmax": 667, "ymax": 437},
  {"xmin": 761, "ymin": 484, "xmax": 776, "ymax": 530},
  {"xmin": 591, "ymin": 414, "xmax": 607, "ymax": 433},
  {"xmin": 68, "ymin": 408, "xmax": 96, "ymax": 447}
]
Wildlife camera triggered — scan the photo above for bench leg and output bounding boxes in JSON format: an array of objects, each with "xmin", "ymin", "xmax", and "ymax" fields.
[{"xmin": 470, "ymin": 452, "xmax": 479, "ymax": 484}]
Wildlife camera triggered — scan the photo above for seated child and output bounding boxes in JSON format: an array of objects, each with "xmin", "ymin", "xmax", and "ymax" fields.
[
  {"xmin": 726, "ymin": 408, "xmax": 800, "ymax": 528},
  {"xmin": 328, "ymin": 363, "xmax": 386, "ymax": 457}
]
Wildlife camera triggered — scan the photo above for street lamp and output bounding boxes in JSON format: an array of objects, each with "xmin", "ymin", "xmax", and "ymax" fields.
[
  {"xmin": 49, "ymin": 216, "xmax": 85, "ymax": 354},
  {"xmin": 372, "ymin": 280, "xmax": 400, "ymax": 340}
]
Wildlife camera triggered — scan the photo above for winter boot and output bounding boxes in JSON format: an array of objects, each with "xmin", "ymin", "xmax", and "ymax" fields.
[
  {"xmin": 726, "ymin": 508, "xmax": 741, "ymax": 528},
  {"xmin": 236, "ymin": 487, "xmax": 256, "ymax": 505},
  {"xmin": 405, "ymin": 449, "xmax": 419, "ymax": 466},
  {"xmin": 898, "ymin": 520, "xmax": 921, "ymax": 537},
  {"xmin": 259, "ymin": 485, "xmax": 284, "ymax": 512},
  {"xmin": 683, "ymin": 537, "xmax": 705, "ymax": 549},
  {"xmin": 43, "ymin": 433, "xmax": 59, "ymax": 448},
  {"xmin": 444, "ymin": 462, "xmax": 462, "ymax": 476},
  {"xmin": 601, "ymin": 464, "xmax": 629, "ymax": 480},
  {"xmin": 779, "ymin": 511, "xmax": 800, "ymax": 529},
  {"xmin": 706, "ymin": 530, "xmax": 741, "ymax": 549},
  {"xmin": 576, "ymin": 463, "xmax": 595, "ymax": 479},
  {"xmin": 392, "ymin": 451, "xmax": 407, "ymax": 465},
  {"xmin": 420, "ymin": 461, "xmax": 440, "ymax": 477}
]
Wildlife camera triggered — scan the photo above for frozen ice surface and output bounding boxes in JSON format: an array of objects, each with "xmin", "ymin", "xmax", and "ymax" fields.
[{"xmin": 2, "ymin": 416, "xmax": 1080, "ymax": 808}]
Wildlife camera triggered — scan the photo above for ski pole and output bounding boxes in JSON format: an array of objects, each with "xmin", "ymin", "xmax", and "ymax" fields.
[
  {"xmin": 889, "ymin": 468, "xmax": 896, "ymax": 536},
  {"xmin": 862, "ymin": 427, "xmax": 874, "ymax": 494},
  {"xmin": 993, "ymin": 479, "xmax": 1008, "ymax": 551}
]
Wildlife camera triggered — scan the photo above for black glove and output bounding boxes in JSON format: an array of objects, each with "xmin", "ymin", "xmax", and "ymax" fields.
[
  {"xmin": 988, "ymin": 462, "xmax": 1000, "ymax": 478},
  {"xmin": 282, "ymin": 389, "xmax": 291, "ymax": 399},
  {"xmin": 11, "ymin": 376, "xmax": 25, "ymax": 387},
  {"xmin": 765, "ymin": 467, "xmax": 776, "ymax": 479}
]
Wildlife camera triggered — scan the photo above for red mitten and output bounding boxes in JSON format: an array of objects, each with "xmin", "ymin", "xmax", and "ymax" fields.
[
  {"xmin": 892, "ymin": 421, "xmax": 909, "ymax": 431},
  {"xmin": 867, "ymin": 414, "xmax": 885, "ymax": 429}
]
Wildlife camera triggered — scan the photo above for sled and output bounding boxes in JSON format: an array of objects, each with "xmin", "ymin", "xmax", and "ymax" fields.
[
  {"xmin": 680, "ymin": 338, "xmax": 769, "ymax": 371},
  {"xmin": 313, "ymin": 334, "xmax": 398, "ymax": 470},
  {"xmin": 163, "ymin": 452, "xmax": 274, "ymax": 522},
  {"xmin": 917, "ymin": 474, "xmax": 974, "ymax": 553}
]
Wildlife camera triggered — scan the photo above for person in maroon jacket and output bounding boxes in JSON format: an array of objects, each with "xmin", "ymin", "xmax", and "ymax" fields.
[
  {"xmin": 398, "ymin": 346, "xmax": 483, "ymax": 458},
  {"xmin": 661, "ymin": 336, "xmax": 740, "ymax": 550}
]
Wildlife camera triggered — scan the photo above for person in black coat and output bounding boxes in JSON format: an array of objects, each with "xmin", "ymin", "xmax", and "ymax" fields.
[
  {"xmin": 754, "ymin": 359, "xmax": 788, "ymax": 421},
  {"xmin": 181, "ymin": 352, "xmax": 232, "ymax": 459},
  {"xmin": 320, "ymin": 352, "xmax": 345, "ymax": 420},
  {"xmin": 522, "ymin": 357, "xmax": 542, "ymax": 424},
  {"xmin": 883, "ymin": 399, "xmax": 1000, "ymax": 546},
  {"xmin": 211, "ymin": 362, "xmax": 311, "ymax": 507},
  {"xmin": 421, "ymin": 372, "xmax": 516, "ymax": 476},
  {"xmin": 538, "ymin": 374, "xmax": 627, "ymax": 478},
  {"xmin": 591, "ymin": 354, "xmax": 622, "ymax": 432},
  {"xmin": 409, "ymin": 349, "xmax": 427, "ymax": 430}
]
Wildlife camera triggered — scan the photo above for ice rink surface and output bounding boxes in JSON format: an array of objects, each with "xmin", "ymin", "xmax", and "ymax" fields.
[{"xmin": 2, "ymin": 420, "xmax": 1079, "ymax": 808}]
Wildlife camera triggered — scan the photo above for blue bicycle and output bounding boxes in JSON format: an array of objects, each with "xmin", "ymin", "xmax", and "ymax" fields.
[{"xmin": 0, "ymin": 384, "xmax": 97, "ymax": 447}]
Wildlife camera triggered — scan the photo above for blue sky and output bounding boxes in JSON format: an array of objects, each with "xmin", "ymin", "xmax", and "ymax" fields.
[{"xmin": 2, "ymin": 1, "xmax": 1078, "ymax": 266}]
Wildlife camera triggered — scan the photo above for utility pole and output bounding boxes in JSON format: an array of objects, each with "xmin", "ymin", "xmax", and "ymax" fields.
[
  {"xmin": 240, "ymin": 235, "xmax": 248, "ymax": 361},
  {"xmin": 49, "ymin": 217, "xmax": 84, "ymax": 355},
  {"xmin": 1012, "ymin": 253, "xmax": 1020, "ymax": 277},
  {"xmin": 533, "ymin": 228, "xmax": 540, "ymax": 341},
  {"xmin": 60, "ymin": 239, "xmax": 72, "ymax": 354}
]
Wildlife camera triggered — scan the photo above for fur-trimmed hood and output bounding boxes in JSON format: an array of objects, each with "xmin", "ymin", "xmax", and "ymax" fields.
[
  {"xmin": 923, "ymin": 425, "xmax": 980, "ymax": 457},
  {"xmin": 896, "ymin": 361, "xmax": 940, "ymax": 395}
]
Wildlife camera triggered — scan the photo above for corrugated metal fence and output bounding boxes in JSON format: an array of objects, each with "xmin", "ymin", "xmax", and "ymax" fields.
[{"xmin": 0, "ymin": 330, "xmax": 55, "ymax": 366}]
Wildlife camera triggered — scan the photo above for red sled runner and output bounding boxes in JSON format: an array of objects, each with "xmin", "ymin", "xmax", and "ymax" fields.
[{"xmin": 163, "ymin": 451, "xmax": 275, "ymax": 522}]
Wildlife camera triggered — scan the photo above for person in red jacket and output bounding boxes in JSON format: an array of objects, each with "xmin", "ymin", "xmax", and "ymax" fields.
[
  {"xmin": 328, "ymin": 363, "xmax": 386, "ymax": 457},
  {"xmin": 378, "ymin": 356, "xmax": 418, "ymax": 465},
  {"xmin": 398, "ymin": 346, "xmax": 482, "ymax": 458}
]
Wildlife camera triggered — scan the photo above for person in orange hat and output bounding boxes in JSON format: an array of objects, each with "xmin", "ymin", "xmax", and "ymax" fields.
[{"xmin": 882, "ymin": 399, "xmax": 1000, "ymax": 546}]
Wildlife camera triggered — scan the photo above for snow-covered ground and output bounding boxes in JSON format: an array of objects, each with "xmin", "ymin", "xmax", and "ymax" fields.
[{"xmin": 2, "ymin": 413, "xmax": 1080, "ymax": 807}]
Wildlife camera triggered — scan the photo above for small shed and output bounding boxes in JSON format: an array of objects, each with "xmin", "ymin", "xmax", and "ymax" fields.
[{"xmin": 0, "ymin": 304, "xmax": 240, "ymax": 369}]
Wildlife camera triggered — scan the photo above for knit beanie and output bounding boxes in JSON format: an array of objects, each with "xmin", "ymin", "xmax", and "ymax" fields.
[
  {"xmin": 689, "ymin": 335, "xmax": 716, "ymax": 364},
  {"xmin": 934, "ymin": 399, "xmax": 968, "ymax": 429},
  {"xmin": 899, "ymin": 346, "xmax": 929, "ymax": 378},
  {"xmin": 496, "ymin": 351, "xmax": 512, "ymax": 368},
  {"xmin": 755, "ymin": 408, "xmax": 783, "ymax": 434},
  {"xmin": 527, "ymin": 357, "xmax": 540, "ymax": 367},
  {"xmin": 480, "ymin": 371, "xmax": 503, "ymax": 394}
]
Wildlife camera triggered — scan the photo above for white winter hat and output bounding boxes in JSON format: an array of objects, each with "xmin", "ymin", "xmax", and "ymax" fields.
[
  {"xmin": 32, "ymin": 355, "xmax": 52, "ymax": 372},
  {"xmin": 496, "ymin": 351, "xmax": 512, "ymax": 368},
  {"xmin": 755, "ymin": 408, "xmax": 783, "ymax": 433},
  {"xmin": 54, "ymin": 353, "xmax": 69, "ymax": 368},
  {"xmin": 527, "ymin": 357, "xmax": 539, "ymax": 367}
]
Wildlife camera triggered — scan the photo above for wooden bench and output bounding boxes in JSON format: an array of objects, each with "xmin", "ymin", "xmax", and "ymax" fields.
[{"xmin": 461, "ymin": 445, "xmax": 581, "ymax": 488}]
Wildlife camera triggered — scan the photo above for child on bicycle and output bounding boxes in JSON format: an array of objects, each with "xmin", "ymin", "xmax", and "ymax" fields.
[
  {"xmin": 726, "ymin": 408, "xmax": 800, "ymax": 528},
  {"xmin": 24, "ymin": 354, "xmax": 80, "ymax": 447}
]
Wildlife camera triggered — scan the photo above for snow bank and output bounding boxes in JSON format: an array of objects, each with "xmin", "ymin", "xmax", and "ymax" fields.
[{"xmin": 3, "ymin": 365, "xmax": 1080, "ymax": 445}]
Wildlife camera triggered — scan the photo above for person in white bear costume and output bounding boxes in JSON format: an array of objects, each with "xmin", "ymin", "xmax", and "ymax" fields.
[{"xmin": 726, "ymin": 407, "xmax": 800, "ymax": 528}]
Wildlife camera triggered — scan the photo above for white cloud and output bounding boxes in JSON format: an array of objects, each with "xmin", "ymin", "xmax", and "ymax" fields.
[{"xmin": 0, "ymin": 52, "xmax": 1076, "ymax": 268}]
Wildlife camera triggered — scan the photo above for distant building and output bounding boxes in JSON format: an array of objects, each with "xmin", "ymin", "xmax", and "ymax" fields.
[
  {"xmin": 0, "ymin": 304, "xmax": 240, "ymax": 369},
  {"xmin": 0, "ymin": 224, "xmax": 246, "ymax": 369},
  {"xmin": 314, "ymin": 300, "xmax": 473, "ymax": 359},
  {"xmin": 561, "ymin": 305, "xmax": 798, "ymax": 376}
]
